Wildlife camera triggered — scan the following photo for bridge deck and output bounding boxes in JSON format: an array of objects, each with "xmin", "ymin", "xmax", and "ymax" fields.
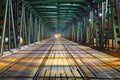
[{"xmin": 0, "ymin": 38, "xmax": 120, "ymax": 80}]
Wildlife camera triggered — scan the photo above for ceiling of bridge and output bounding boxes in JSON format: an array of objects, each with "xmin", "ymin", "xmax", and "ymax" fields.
[{"xmin": 22, "ymin": 0, "xmax": 95, "ymax": 30}]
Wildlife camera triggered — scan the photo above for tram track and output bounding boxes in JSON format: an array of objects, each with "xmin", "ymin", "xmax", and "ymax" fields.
[
  {"xmin": 33, "ymin": 39, "xmax": 89, "ymax": 80},
  {"xmin": 62, "ymin": 38, "xmax": 120, "ymax": 79},
  {"xmin": 76, "ymin": 44, "xmax": 120, "ymax": 78},
  {"xmin": 61, "ymin": 40, "xmax": 92, "ymax": 80},
  {"xmin": 0, "ymin": 38, "xmax": 120, "ymax": 79},
  {"xmin": 33, "ymin": 40, "xmax": 55, "ymax": 80},
  {"xmin": 0, "ymin": 39, "xmax": 54, "ymax": 77}
]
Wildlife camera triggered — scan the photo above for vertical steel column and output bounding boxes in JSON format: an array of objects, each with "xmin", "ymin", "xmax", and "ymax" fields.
[
  {"xmin": 102, "ymin": 1, "xmax": 105, "ymax": 48},
  {"xmin": 72, "ymin": 23, "xmax": 75, "ymax": 41},
  {"xmin": 93, "ymin": 2, "xmax": 99, "ymax": 47},
  {"xmin": 28, "ymin": 12, "xmax": 30, "ymax": 44},
  {"xmin": 33, "ymin": 18, "xmax": 35, "ymax": 42},
  {"xmin": 86, "ymin": 18, "xmax": 89, "ymax": 44},
  {"xmin": 20, "ymin": 3, "xmax": 23, "ymax": 46},
  {"xmin": 20, "ymin": 3, "xmax": 27, "ymax": 45},
  {"xmin": 103, "ymin": 0, "xmax": 110, "ymax": 49},
  {"xmin": 90, "ymin": 9, "xmax": 98, "ymax": 47},
  {"xmin": 14, "ymin": 0, "xmax": 18, "ymax": 48},
  {"xmin": 41, "ymin": 24, "xmax": 44, "ymax": 40},
  {"xmin": 37, "ymin": 19, "xmax": 41, "ymax": 42},
  {"xmin": 67, "ymin": 26, "xmax": 70, "ymax": 39},
  {"xmin": 80, "ymin": 22, "xmax": 83, "ymax": 43},
  {"xmin": 111, "ymin": 0, "xmax": 120, "ymax": 50},
  {"xmin": 8, "ymin": 0, "xmax": 11, "ymax": 50},
  {"xmin": 77, "ymin": 21, "xmax": 80, "ymax": 42},
  {"xmin": 90, "ymin": 10, "xmax": 94, "ymax": 46},
  {"xmin": 23, "ymin": 8, "xmax": 27, "ymax": 45},
  {"xmin": 107, "ymin": 2, "xmax": 110, "ymax": 50},
  {"xmin": 82, "ymin": 17, "xmax": 87, "ymax": 44},
  {"xmin": 74, "ymin": 20, "xmax": 78, "ymax": 42},
  {"xmin": 69, "ymin": 26, "xmax": 71, "ymax": 40},
  {"xmin": 98, "ymin": 1, "xmax": 104, "ymax": 48},
  {"xmin": 0, "ymin": 0, "xmax": 8, "ymax": 54},
  {"xmin": 10, "ymin": 0, "xmax": 16, "ymax": 48},
  {"xmin": 44, "ymin": 24, "xmax": 47, "ymax": 39},
  {"xmin": 68, "ymin": 27, "xmax": 70, "ymax": 39},
  {"xmin": 0, "ymin": 0, "xmax": 2, "ymax": 14},
  {"xmin": 0, "ymin": 0, "xmax": 16, "ymax": 54},
  {"xmin": 111, "ymin": 0, "xmax": 115, "ymax": 49},
  {"xmin": 29, "ymin": 13, "xmax": 33, "ymax": 43},
  {"xmin": 34, "ymin": 17, "xmax": 37, "ymax": 43}
]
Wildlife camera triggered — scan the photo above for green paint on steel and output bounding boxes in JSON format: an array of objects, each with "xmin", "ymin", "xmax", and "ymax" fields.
[
  {"xmin": 0, "ymin": 0, "xmax": 9, "ymax": 54},
  {"xmin": 0, "ymin": 0, "xmax": 17, "ymax": 54},
  {"xmin": 19, "ymin": 0, "xmax": 91, "ymax": 31},
  {"xmin": 10, "ymin": 0, "xmax": 17, "ymax": 48}
]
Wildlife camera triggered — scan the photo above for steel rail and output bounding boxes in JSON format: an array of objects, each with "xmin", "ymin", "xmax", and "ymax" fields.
[
  {"xmin": 0, "ymin": 40, "xmax": 53, "ymax": 75},
  {"xmin": 60, "ymin": 39, "xmax": 91, "ymax": 80},
  {"xmin": 33, "ymin": 39, "xmax": 55, "ymax": 80}
]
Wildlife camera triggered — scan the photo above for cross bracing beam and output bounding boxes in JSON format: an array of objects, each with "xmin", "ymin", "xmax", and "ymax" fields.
[{"xmin": 24, "ymin": 0, "xmax": 85, "ymax": 3}]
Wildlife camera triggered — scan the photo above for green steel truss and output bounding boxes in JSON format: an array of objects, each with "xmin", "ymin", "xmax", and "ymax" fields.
[
  {"xmin": 0, "ymin": 0, "xmax": 16, "ymax": 54},
  {"xmin": 87, "ymin": 0, "xmax": 120, "ymax": 49},
  {"xmin": 64, "ymin": 0, "xmax": 120, "ymax": 50}
]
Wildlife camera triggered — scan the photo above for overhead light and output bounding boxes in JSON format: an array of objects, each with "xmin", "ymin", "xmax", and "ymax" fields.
[
  {"xmin": 5, "ymin": 37, "xmax": 8, "ymax": 42},
  {"xmin": 99, "ymin": 13, "xmax": 102, "ymax": 17},
  {"xmin": 54, "ymin": 33, "xmax": 61, "ymax": 38},
  {"xmin": 89, "ymin": 19, "xmax": 91, "ymax": 22}
]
